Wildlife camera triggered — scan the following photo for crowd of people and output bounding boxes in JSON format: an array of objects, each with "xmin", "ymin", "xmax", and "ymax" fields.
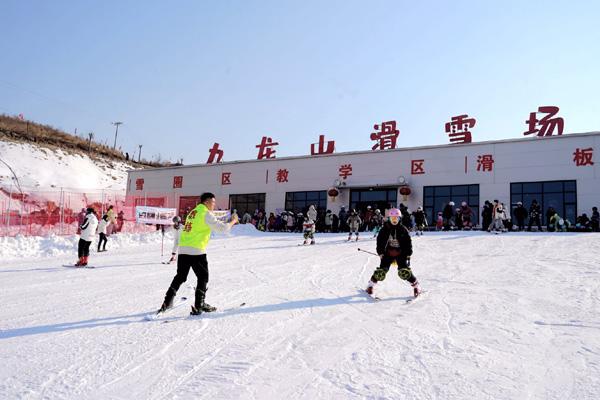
[{"xmin": 236, "ymin": 201, "xmax": 600, "ymax": 234}]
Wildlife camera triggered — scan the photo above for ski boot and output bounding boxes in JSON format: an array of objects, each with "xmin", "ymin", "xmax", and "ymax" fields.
[
  {"xmin": 74, "ymin": 257, "xmax": 84, "ymax": 267},
  {"xmin": 191, "ymin": 289, "xmax": 217, "ymax": 315},
  {"xmin": 159, "ymin": 287, "xmax": 176, "ymax": 312},
  {"xmin": 81, "ymin": 256, "xmax": 89, "ymax": 266},
  {"xmin": 347, "ymin": 235, "xmax": 351, "ymax": 241},
  {"xmin": 303, "ymin": 240, "xmax": 308, "ymax": 245},
  {"xmin": 355, "ymin": 235, "xmax": 359, "ymax": 242},
  {"xmin": 310, "ymin": 240, "xmax": 315, "ymax": 245},
  {"xmin": 366, "ymin": 280, "xmax": 376, "ymax": 295},
  {"xmin": 411, "ymin": 280, "xmax": 422, "ymax": 298}
]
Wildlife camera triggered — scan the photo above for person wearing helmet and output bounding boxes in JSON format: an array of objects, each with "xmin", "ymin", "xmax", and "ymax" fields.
[
  {"xmin": 459, "ymin": 201, "xmax": 473, "ymax": 230},
  {"xmin": 412, "ymin": 206, "xmax": 428, "ymax": 236},
  {"xmin": 371, "ymin": 209, "xmax": 384, "ymax": 237},
  {"xmin": 302, "ymin": 216, "xmax": 316, "ymax": 245},
  {"xmin": 165, "ymin": 216, "xmax": 183, "ymax": 264},
  {"xmin": 366, "ymin": 208, "xmax": 421, "ymax": 298},
  {"xmin": 346, "ymin": 209, "xmax": 362, "ymax": 241},
  {"xmin": 490, "ymin": 204, "xmax": 507, "ymax": 232}
]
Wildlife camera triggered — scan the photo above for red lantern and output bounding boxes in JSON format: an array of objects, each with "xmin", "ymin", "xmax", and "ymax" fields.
[
  {"xmin": 399, "ymin": 186, "xmax": 411, "ymax": 202},
  {"xmin": 328, "ymin": 188, "xmax": 339, "ymax": 198}
]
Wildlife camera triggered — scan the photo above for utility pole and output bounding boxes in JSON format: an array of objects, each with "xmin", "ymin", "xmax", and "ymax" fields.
[
  {"xmin": 138, "ymin": 144, "xmax": 143, "ymax": 162},
  {"xmin": 111, "ymin": 121, "xmax": 123, "ymax": 150},
  {"xmin": 88, "ymin": 132, "xmax": 94, "ymax": 152}
]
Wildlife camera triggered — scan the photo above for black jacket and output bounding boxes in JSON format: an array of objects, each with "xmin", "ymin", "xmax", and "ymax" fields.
[
  {"xmin": 513, "ymin": 205, "xmax": 527, "ymax": 221},
  {"xmin": 376, "ymin": 221, "xmax": 413, "ymax": 257}
]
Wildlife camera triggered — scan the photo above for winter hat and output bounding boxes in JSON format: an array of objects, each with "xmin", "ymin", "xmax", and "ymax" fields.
[
  {"xmin": 449, "ymin": 201, "xmax": 455, "ymax": 206},
  {"xmin": 417, "ymin": 206, "xmax": 422, "ymax": 211},
  {"xmin": 461, "ymin": 201, "xmax": 467, "ymax": 206}
]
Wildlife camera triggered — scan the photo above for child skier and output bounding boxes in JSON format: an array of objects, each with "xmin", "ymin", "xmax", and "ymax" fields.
[
  {"xmin": 490, "ymin": 204, "xmax": 508, "ymax": 232},
  {"xmin": 302, "ymin": 216, "xmax": 316, "ymax": 245},
  {"xmin": 97, "ymin": 214, "xmax": 109, "ymax": 252},
  {"xmin": 366, "ymin": 208, "xmax": 421, "ymax": 298},
  {"xmin": 435, "ymin": 211, "xmax": 443, "ymax": 231},
  {"xmin": 75, "ymin": 207, "xmax": 98, "ymax": 266},
  {"xmin": 412, "ymin": 206, "xmax": 428, "ymax": 236},
  {"xmin": 371, "ymin": 209, "xmax": 384, "ymax": 237},
  {"xmin": 346, "ymin": 209, "xmax": 362, "ymax": 241},
  {"xmin": 165, "ymin": 216, "xmax": 182, "ymax": 263}
]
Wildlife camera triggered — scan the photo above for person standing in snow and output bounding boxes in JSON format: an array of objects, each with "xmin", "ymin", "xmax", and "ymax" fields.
[
  {"xmin": 347, "ymin": 209, "xmax": 362, "ymax": 241},
  {"xmin": 513, "ymin": 202, "xmax": 527, "ymax": 231},
  {"xmin": 157, "ymin": 193, "xmax": 238, "ymax": 316},
  {"xmin": 338, "ymin": 206, "xmax": 348, "ymax": 232},
  {"xmin": 528, "ymin": 200, "xmax": 542, "ymax": 231},
  {"xmin": 324, "ymin": 210, "xmax": 333, "ymax": 233},
  {"xmin": 97, "ymin": 214, "xmax": 109, "ymax": 252},
  {"xmin": 442, "ymin": 202, "xmax": 455, "ymax": 230},
  {"xmin": 412, "ymin": 206, "xmax": 428, "ymax": 236},
  {"xmin": 591, "ymin": 207, "xmax": 600, "ymax": 232},
  {"xmin": 302, "ymin": 216, "xmax": 316, "ymax": 245},
  {"xmin": 366, "ymin": 208, "xmax": 421, "ymax": 298},
  {"xmin": 75, "ymin": 207, "xmax": 98, "ymax": 266},
  {"xmin": 371, "ymin": 209, "xmax": 384, "ymax": 237},
  {"xmin": 307, "ymin": 205, "xmax": 317, "ymax": 224},
  {"xmin": 490, "ymin": 204, "xmax": 508, "ymax": 232},
  {"xmin": 165, "ymin": 216, "xmax": 182, "ymax": 264},
  {"xmin": 106, "ymin": 205, "xmax": 117, "ymax": 235}
]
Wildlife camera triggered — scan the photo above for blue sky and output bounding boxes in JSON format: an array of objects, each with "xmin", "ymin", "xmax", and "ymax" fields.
[{"xmin": 1, "ymin": 1, "xmax": 599, "ymax": 164}]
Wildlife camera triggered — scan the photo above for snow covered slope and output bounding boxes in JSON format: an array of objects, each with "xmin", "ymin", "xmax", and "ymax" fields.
[
  {"xmin": 1, "ymin": 231, "xmax": 599, "ymax": 399},
  {"xmin": 0, "ymin": 139, "xmax": 131, "ymax": 192}
]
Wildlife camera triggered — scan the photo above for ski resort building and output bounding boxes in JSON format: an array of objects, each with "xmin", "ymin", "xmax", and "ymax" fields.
[{"xmin": 126, "ymin": 132, "xmax": 600, "ymax": 227}]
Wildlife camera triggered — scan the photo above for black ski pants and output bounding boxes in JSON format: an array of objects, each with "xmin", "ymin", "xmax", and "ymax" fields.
[
  {"xmin": 98, "ymin": 233, "xmax": 107, "ymax": 251},
  {"xmin": 78, "ymin": 239, "xmax": 91, "ymax": 258},
  {"xmin": 371, "ymin": 254, "xmax": 416, "ymax": 284},
  {"xmin": 528, "ymin": 217, "xmax": 542, "ymax": 231},
  {"xmin": 168, "ymin": 254, "xmax": 209, "ymax": 294}
]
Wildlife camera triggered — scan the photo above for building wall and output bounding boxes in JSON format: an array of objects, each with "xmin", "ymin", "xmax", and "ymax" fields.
[{"xmin": 127, "ymin": 133, "xmax": 600, "ymax": 218}]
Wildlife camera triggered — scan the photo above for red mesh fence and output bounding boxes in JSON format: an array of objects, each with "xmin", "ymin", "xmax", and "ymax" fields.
[{"xmin": 0, "ymin": 189, "xmax": 180, "ymax": 237}]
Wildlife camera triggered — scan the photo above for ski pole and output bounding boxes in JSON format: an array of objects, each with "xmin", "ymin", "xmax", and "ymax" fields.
[{"xmin": 357, "ymin": 248, "xmax": 378, "ymax": 256}]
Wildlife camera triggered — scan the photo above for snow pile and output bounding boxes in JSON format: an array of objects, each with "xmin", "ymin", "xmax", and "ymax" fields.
[
  {"xmin": 0, "ymin": 231, "xmax": 166, "ymax": 260},
  {"xmin": 0, "ymin": 223, "xmax": 260, "ymax": 260},
  {"xmin": 0, "ymin": 139, "xmax": 132, "ymax": 192}
]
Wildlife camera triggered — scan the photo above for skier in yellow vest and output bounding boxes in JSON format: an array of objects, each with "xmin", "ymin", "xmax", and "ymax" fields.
[{"xmin": 157, "ymin": 193, "xmax": 238, "ymax": 315}]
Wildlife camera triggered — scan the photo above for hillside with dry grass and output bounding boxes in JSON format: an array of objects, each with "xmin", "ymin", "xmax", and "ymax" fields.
[{"xmin": 0, "ymin": 114, "xmax": 177, "ymax": 168}]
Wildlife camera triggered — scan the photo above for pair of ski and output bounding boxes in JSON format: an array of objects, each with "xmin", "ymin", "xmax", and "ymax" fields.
[
  {"xmin": 145, "ymin": 297, "xmax": 246, "ymax": 321},
  {"xmin": 361, "ymin": 288, "xmax": 425, "ymax": 304},
  {"xmin": 62, "ymin": 264, "xmax": 95, "ymax": 269}
]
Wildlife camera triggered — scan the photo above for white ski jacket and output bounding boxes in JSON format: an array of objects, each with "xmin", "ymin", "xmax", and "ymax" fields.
[{"xmin": 80, "ymin": 214, "xmax": 99, "ymax": 242}]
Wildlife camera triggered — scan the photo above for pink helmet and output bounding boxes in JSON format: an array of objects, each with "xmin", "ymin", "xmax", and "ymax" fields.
[{"xmin": 389, "ymin": 208, "xmax": 402, "ymax": 218}]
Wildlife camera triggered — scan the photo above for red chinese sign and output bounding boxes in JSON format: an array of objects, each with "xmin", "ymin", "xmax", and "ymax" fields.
[
  {"xmin": 256, "ymin": 136, "xmax": 279, "ymax": 159},
  {"xmin": 135, "ymin": 178, "xmax": 144, "ymax": 190},
  {"xmin": 445, "ymin": 115, "xmax": 475, "ymax": 144},
  {"xmin": 339, "ymin": 164, "xmax": 353, "ymax": 179},
  {"xmin": 524, "ymin": 106, "xmax": 564, "ymax": 137},
  {"xmin": 370, "ymin": 121, "xmax": 399, "ymax": 150},
  {"xmin": 276, "ymin": 169, "xmax": 289, "ymax": 183},
  {"xmin": 221, "ymin": 172, "xmax": 232, "ymax": 185},
  {"xmin": 173, "ymin": 176, "xmax": 183, "ymax": 189},
  {"xmin": 573, "ymin": 148, "xmax": 594, "ymax": 166},
  {"xmin": 207, "ymin": 143, "xmax": 224, "ymax": 164},
  {"xmin": 411, "ymin": 160, "xmax": 425, "ymax": 175},
  {"xmin": 477, "ymin": 154, "xmax": 494, "ymax": 172},
  {"xmin": 311, "ymin": 135, "xmax": 335, "ymax": 155}
]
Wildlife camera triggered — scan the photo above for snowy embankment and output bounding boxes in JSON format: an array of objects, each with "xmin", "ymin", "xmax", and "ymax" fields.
[
  {"xmin": 0, "ymin": 224, "xmax": 258, "ymax": 260},
  {"xmin": 0, "ymin": 139, "xmax": 131, "ymax": 192},
  {"xmin": 1, "ymin": 230, "xmax": 599, "ymax": 399}
]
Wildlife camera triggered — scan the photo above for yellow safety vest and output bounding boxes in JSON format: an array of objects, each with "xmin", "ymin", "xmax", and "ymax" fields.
[{"xmin": 179, "ymin": 204, "xmax": 211, "ymax": 252}]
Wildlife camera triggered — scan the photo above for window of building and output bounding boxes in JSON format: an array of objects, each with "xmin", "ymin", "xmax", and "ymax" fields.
[
  {"xmin": 423, "ymin": 184, "xmax": 479, "ymax": 226},
  {"xmin": 285, "ymin": 191, "xmax": 327, "ymax": 215},
  {"xmin": 349, "ymin": 188, "xmax": 397, "ymax": 214},
  {"xmin": 229, "ymin": 193, "xmax": 266, "ymax": 217},
  {"xmin": 510, "ymin": 180, "xmax": 576, "ymax": 225}
]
